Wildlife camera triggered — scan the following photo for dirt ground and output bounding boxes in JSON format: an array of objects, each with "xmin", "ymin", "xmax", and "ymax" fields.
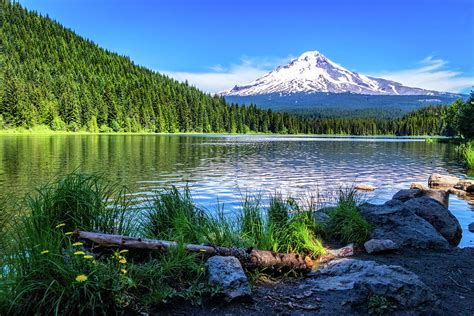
[{"xmin": 162, "ymin": 247, "xmax": 474, "ymax": 315}]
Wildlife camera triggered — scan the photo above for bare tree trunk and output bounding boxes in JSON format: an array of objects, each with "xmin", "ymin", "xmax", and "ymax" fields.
[{"xmin": 76, "ymin": 231, "xmax": 314, "ymax": 272}]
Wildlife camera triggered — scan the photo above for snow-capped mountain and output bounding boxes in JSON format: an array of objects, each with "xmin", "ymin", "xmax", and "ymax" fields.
[{"xmin": 220, "ymin": 51, "xmax": 445, "ymax": 96}]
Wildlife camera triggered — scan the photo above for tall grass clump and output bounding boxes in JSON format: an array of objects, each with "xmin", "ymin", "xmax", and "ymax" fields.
[
  {"xmin": 462, "ymin": 141, "xmax": 474, "ymax": 170},
  {"xmin": 144, "ymin": 190, "xmax": 325, "ymax": 257},
  {"xmin": 144, "ymin": 186, "xmax": 210, "ymax": 243},
  {"xmin": 0, "ymin": 173, "xmax": 210, "ymax": 315},
  {"xmin": 326, "ymin": 188, "xmax": 372, "ymax": 245},
  {"xmin": 1, "ymin": 173, "xmax": 136, "ymax": 314}
]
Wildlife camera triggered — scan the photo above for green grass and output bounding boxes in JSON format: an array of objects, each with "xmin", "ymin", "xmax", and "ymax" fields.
[
  {"xmin": 0, "ymin": 174, "xmax": 375, "ymax": 314},
  {"xmin": 325, "ymin": 188, "xmax": 372, "ymax": 245},
  {"xmin": 144, "ymin": 189, "xmax": 326, "ymax": 257},
  {"xmin": 0, "ymin": 174, "xmax": 212, "ymax": 315},
  {"xmin": 463, "ymin": 141, "xmax": 474, "ymax": 169}
]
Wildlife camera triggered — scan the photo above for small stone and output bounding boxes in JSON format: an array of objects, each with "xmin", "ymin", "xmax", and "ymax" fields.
[
  {"xmin": 469, "ymin": 223, "xmax": 474, "ymax": 232},
  {"xmin": 206, "ymin": 256, "xmax": 251, "ymax": 301},
  {"xmin": 355, "ymin": 184, "xmax": 377, "ymax": 191},
  {"xmin": 327, "ymin": 243, "xmax": 354, "ymax": 258},
  {"xmin": 428, "ymin": 173, "xmax": 459, "ymax": 188},
  {"xmin": 466, "ymin": 185, "xmax": 474, "ymax": 193},
  {"xmin": 448, "ymin": 188, "xmax": 467, "ymax": 197},
  {"xmin": 454, "ymin": 180, "xmax": 474, "ymax": 191},
  {"xmin": 410, "ymin": 182, "xmax": 426, "ymax": 190},
  {"xmin": 364, "ymin": 239, "xmax": 398, "ymax": 254}
]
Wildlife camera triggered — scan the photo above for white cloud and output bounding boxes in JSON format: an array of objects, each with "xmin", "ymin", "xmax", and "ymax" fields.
[
  {"xmin": 161, "ymin": 55, "xmax": 294, "ymax": 94},
  {"xmin": 372, "ymin": 56, "xmax": 473, "ymax": 93}
]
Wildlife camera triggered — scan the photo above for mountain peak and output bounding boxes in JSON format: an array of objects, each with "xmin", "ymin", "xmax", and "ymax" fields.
[{"xmin": 220, "ymin": 51, "xmax": 443, "ymax": 97}]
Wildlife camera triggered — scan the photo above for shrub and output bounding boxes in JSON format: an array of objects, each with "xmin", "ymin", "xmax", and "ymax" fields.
[
  {"xmin": 111, "ymin": 120, "xmax": 122, "ymax": 132},
  {"xmin": 99, "ymin": 124, "xmax": 113, "ymax": 133},
  {"xmin": 50, "ymin": 116, "xmax": 67, "ymax": 131}
]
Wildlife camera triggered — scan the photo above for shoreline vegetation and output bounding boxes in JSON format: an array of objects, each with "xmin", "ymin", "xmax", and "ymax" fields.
[
  {"xmin": 0, "ymin": 126, "xmax": 449, "ymax": 137},
  {"xmin": 0, "ymin": 172, "xmax": 372, "ymax": 314}
]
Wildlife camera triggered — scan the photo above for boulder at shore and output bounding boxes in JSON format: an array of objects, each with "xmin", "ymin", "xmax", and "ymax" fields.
[
  {"xmin": 392, "ymin": 188, "xmax": 449, "ymax": 208},
  {"xmin": 308, "ymin": 259, "xmax": 436, "ymax": 309},
  {"xmin": 206, "ymin": 256, "xmax": 251, "ymax": 301},
  {"xmin": 404, "ymin": 197, "xmax": 462, "ymax": 246},
  {"xmin": 361, "ymin": 187, "xmax": 463, "ymax": 249},
  {"xmin": 360, "ymin": 199, "xmax": 450, "ymax": 249}
]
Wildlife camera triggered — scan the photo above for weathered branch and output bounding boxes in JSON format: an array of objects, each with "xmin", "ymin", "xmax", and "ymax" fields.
[{"xmin": 76, "ymin": 230, "xmax": 314, "ymax": 272}]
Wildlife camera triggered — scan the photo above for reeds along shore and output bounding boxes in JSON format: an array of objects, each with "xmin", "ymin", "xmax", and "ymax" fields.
[{"xmin": 0, "ymin": 173, "xmax": 371, "ymax": 314}]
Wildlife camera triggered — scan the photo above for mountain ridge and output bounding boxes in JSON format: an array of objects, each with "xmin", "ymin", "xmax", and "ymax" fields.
[{"xmin": 220, "ymin": 51, "xmax": 460, "ymax": 97}]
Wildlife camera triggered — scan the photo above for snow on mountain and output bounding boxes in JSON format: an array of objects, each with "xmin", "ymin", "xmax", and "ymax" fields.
[{"xmin": 220, "ymin": 51, "xmax": 444, "ymax": 96}]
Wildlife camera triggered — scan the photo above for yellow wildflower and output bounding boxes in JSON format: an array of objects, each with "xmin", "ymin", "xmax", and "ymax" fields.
[
  {"xmin": 74, "ymin": 251, "xmax": 86, "ymax": 256},
  {"xmin": 65, "ymin": 232, "xmax": 74, "ymax": 236},
  {"xmin": 40, "ymin": 250, "xmax": 49, "ymax": 255},
  {"xmin": 92, "ymin": 260, "xmax": 97, "ymax": 265},
  {"xmin": 119, "ymin": 249, "xmax": 129, "ymax": 254},
  {"xmin": 72, "ymin": 242, "xmax": 83, "ymax": 247},
  {"xmin": 120, "ymin": 269, "xmax": 127, "ymax": 274},
  {"xmin": 83, "ymin": 255, "xmax": 94, "ymax": 259},
  {"xmin": 55, "ymin": 223, "xmax": 66, "ymax": 229},
  {"xmin": 75, "ymin": 274, "xmax": 88, "ymax": 282},
  {"xmin": 119, "ymin": 258, "xmax": 127, "ymax": 264}
]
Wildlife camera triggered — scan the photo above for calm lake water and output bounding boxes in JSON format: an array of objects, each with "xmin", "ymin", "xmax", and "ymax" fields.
[{"xmin": 0, "ymin": 134, "xmax": 473, "ymax": 247}]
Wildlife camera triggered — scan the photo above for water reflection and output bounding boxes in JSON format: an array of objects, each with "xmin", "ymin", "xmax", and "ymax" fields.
[{"xmin": 0, "ymin": 134, "xmax": 472, "ymax": 246}]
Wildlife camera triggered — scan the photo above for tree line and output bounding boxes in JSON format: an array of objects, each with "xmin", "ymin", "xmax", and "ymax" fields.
[{"xmin": 0, "ymin": 2, "xmax": 469, "ymax": 136}]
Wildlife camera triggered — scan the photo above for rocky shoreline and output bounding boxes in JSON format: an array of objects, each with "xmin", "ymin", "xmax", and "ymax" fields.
[{"xmin": 166, "ymin": 173, "xmax": 474, "ymax": 315}]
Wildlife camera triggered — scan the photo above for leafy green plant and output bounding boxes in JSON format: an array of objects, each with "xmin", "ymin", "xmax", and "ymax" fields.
[{"xmin": 368, "ymin": 295, "xmax": 396, "ymax": 315}]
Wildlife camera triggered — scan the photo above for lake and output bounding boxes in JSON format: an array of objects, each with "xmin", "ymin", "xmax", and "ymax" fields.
[{"xmin": 0, "ymin": 134, "xmax": 472, "ymax": 247}]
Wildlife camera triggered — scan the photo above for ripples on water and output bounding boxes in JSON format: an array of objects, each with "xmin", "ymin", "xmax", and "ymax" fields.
[{"xmin": 0, "ymin": 134, "xmax": 472, "ymax": 246}]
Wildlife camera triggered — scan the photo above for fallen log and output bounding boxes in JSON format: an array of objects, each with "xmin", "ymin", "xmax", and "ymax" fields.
[{"xmin": 76, "ymin": 230, "xmax": 313, "ymax": 272}]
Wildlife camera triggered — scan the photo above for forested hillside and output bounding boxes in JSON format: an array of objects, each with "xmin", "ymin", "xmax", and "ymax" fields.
[
  {"xmin": 0, "ymin": 1, "xmax": 305, "ymax": 134},
  {"xmin": 0, "ymin": 2, "xmax": 464, "ymax": 135}
]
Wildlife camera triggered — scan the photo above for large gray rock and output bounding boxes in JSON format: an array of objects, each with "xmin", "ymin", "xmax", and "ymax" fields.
[
  {"xmin": 364, "ymin": 239, "xmax": 398, "ymax": 254},
  {"xmin": 410, "ymin": 182, "xmax": 426, "ymax": 190},
  {"xmin": 404, "ymin": 197, "xmax": 462, "ymax": 246},
  {"xmin": 392, "ymin": 188, "xmax": 449, "ymax": 208},
  {"xmin": 359, "ymin": 200, "xmax": 450, "ymax": 249},
  {"xmin": 308, "ymin": 259, "xmax": 436, "ymax": 309},
  {"xmin": 428, "ymin": 173, "xmax": 459, "ymax": 188},
  {"xmin": 206, "ymin": 256, "xmax": 251, "ymax": 301}
]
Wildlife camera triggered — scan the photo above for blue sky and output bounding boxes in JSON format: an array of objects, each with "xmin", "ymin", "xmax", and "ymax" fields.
[{"xmin": 20, "ymin": 0, "xmax": 474, "ymax": 93}]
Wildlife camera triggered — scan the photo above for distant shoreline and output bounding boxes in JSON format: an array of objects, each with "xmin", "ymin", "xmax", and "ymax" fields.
[{"xmin": 0, "ymin": 129, "xmax": 447, "ymax": 139}]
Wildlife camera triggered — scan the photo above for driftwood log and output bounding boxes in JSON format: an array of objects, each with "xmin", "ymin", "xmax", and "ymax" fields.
[{"xmin": 76, "ymin": 230, "xmax": 314, "ymax": 272}]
